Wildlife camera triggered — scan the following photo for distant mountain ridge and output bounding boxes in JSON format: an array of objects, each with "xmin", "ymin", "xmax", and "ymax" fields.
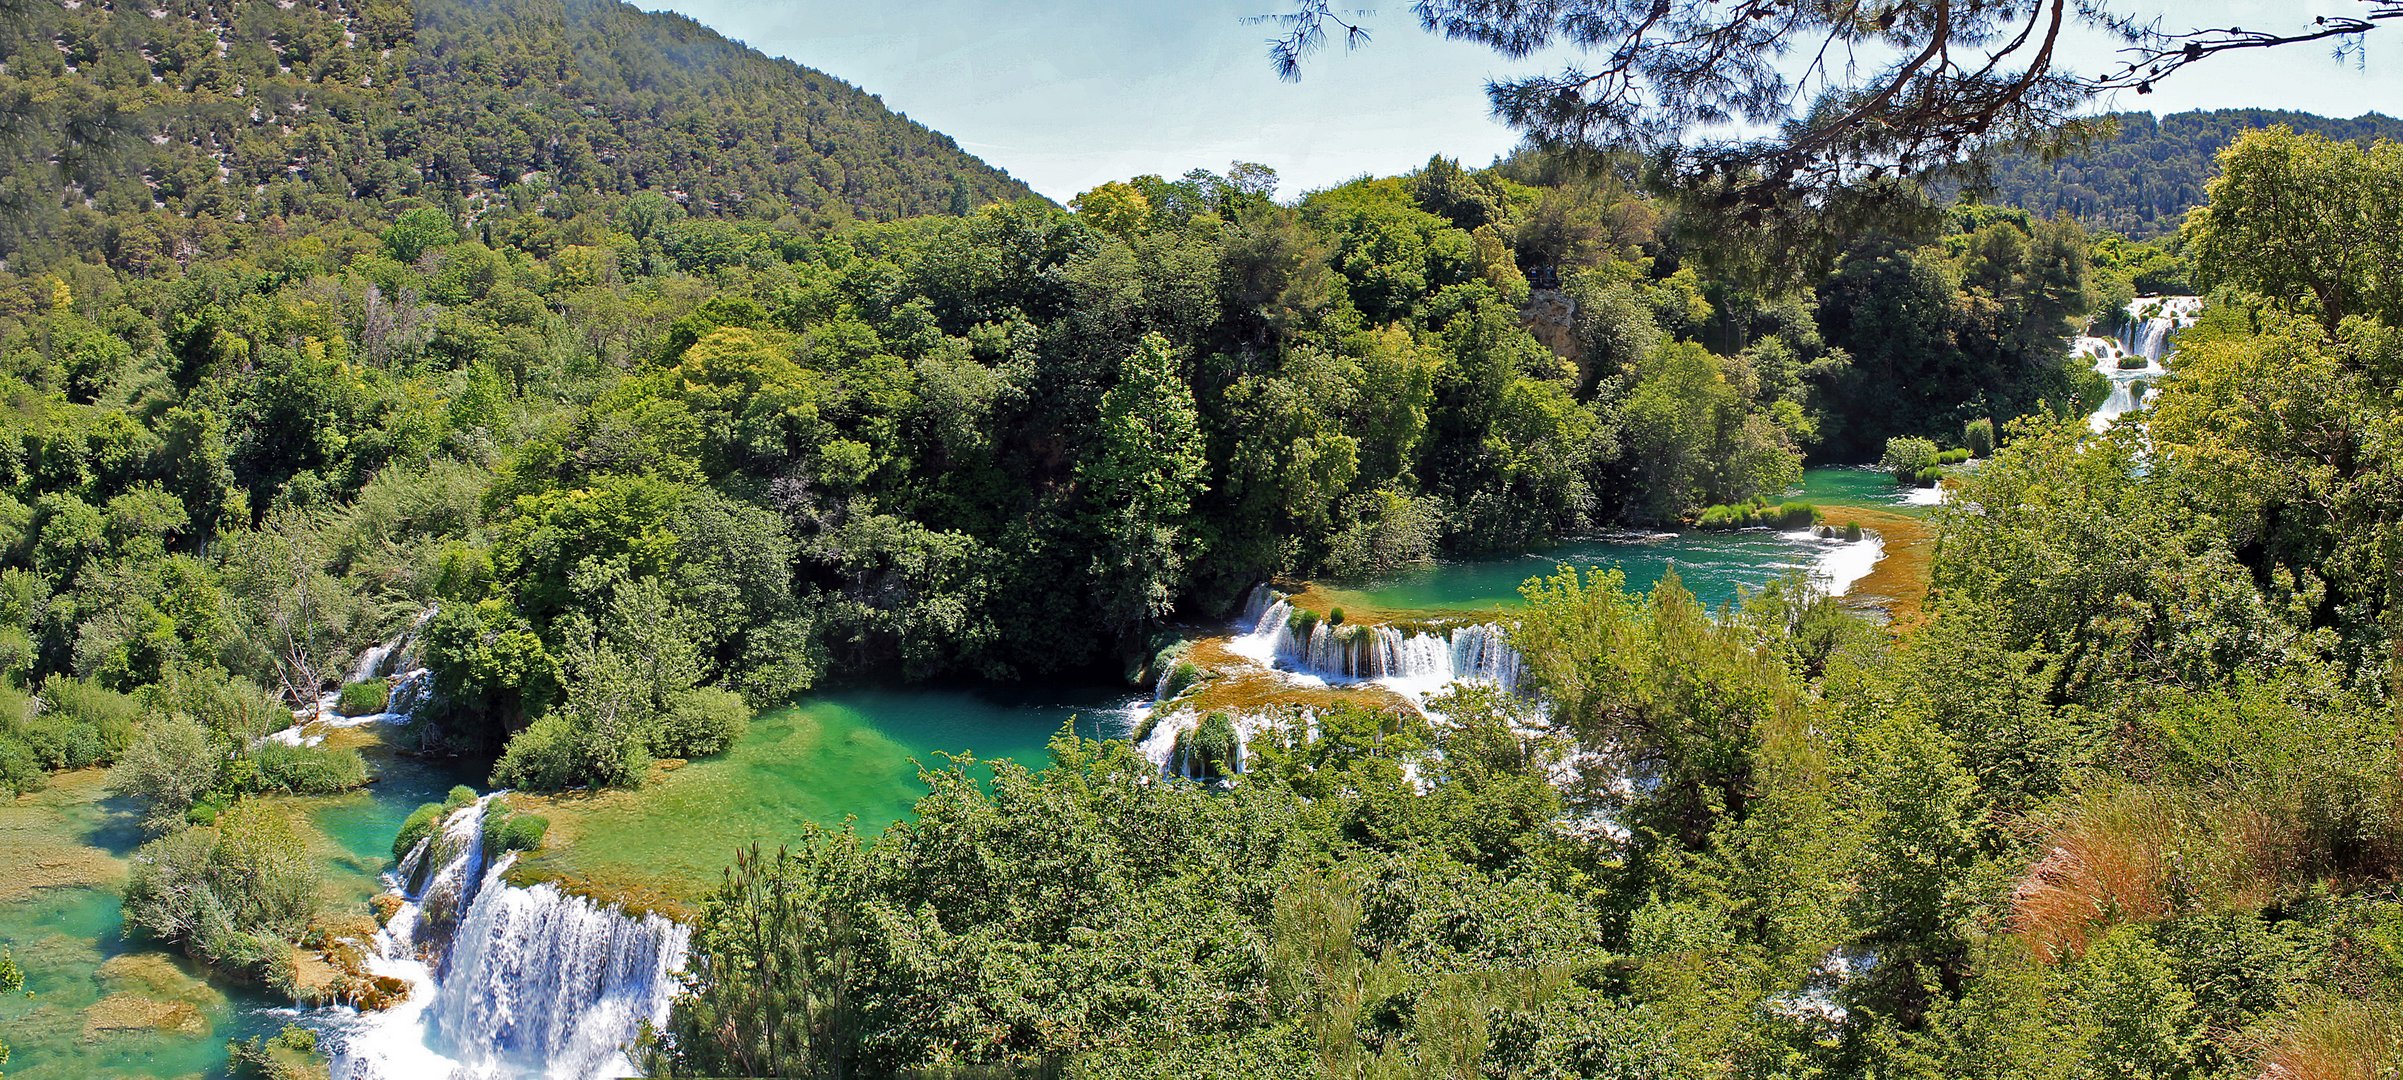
[
  {"xmin": 1976, "ymin": 109, "xmax": 2403, "ymax": 237},
  {"xmin": 0, "ymin": 0, "xmax": 1032, "ymax": 269}
]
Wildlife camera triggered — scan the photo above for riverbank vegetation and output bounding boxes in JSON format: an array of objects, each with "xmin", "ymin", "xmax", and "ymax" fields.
[
  {"xmin": 0, "ymin": 123, "xmax": 2126, "ymax": 798},
  {"xmin": 639, "ymin": 127, "xmax": 2403, "ymax": 1077},
  {"xmin": 0, "ymin": 0, "xmax": 2394, "ymax": 1058}
]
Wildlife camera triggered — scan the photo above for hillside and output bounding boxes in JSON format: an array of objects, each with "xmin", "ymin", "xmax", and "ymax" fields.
[
  {"xmin": 0, "ymin": 0, "xmax": 1033, "ymax": 271},
  {"xmin": 1976, "ymin": 109, "xmax": 2403, "ymax": 237}
]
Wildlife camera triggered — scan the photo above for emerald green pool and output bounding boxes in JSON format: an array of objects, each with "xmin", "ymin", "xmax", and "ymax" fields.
[
  {"xmin": 1320, "ymin": 466, "xmax": 1915, "ymax": 615},
  {"xmin": 519, "ymin": 687, "xmax": 1139, "ymax": 904},
  {"xmin": 0, "ymin": 741, "xmax": 473, "ymax": 1080},
  {"xmin": 0, "ymin": 468, "xmax": 1906, "ymax": 1076},
  {"xmin": 1794, "ymin": 464, "xmax": 1938, "ymax": 513}
]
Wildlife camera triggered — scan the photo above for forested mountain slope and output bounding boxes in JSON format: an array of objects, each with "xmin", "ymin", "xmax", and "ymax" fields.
[
  {"xmin": 0, "ymin": 0, "xmax": 1031, "ymax": 270},
  {"xmin": 1976, "ymin": 109, "xmax": 2403, "ymax": 236}
]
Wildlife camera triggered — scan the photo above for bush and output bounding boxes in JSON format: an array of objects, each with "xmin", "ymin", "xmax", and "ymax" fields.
[
  {"xmin": 123, "ymin": 801, "xmax": 321, "ymax": 979},
  {"xmin": 1964, "ymin": 417, "xmax": 1995, "ymax": 457},
  {"xmin": 228, "ymin": 1023, "xmax": 323, "ymax": 1080},
  {"xmin": 336, "ymin": 679, "xmax": 390, "ymax": 718},
  {"xmin": 1843, "ymin": 522, "xmax": 1865, "ymax": 542},
  {"xmin": 1879, "ymin": 436, "xmax": 1942, "ymax": 483},
  {"xmin": 1174, "ymin": 711, "xmax": 1241, "ymax": 780},
  {"xmin": 392, "ymin": 785, "xmax": 480, "ymax": 862},
  {"xmin": 392, "ymin": 803, "xmax": 447, "ymax": 863},
  {"xmin": 1937, "ymin": 448, "xmax": 1972, "ymax": 465},
  {"xmin": 1328, "ymin": 607, "xmax": 1346, "ymax": 626},
  {"xmin": 248, "ymin": 741, "xmax": 369, "ymax": 796},
  {"xmin": 1914, "ymin": 465, "xmax": 1944, "ymax": 487},
  {"xmin": 1696, "ymin": 498, "xmax": 1820, "ymax": 531},
  {"xmin": 14, "ymin": 677, "xmax": 140, "ymax": 771},
  {"xmin": 490, "ymin": 712, "xmax": 648, "ymax": 791},
  {"xmin": 650, "ymin": 686, "xmax": 748, "ymax": 760},
  {"xmin": 1161, "ymin": 661, "xmax": 1201, "ymax": 699},
  {"xmin": 482, "ymin": 802, "xmax": 549, "ymax": 859},
  {"xmin": 111, "ymin": 715, "xmax": 223, "ymax": 832}
]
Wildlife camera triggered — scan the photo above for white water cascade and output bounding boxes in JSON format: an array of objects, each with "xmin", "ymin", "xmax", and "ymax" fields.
[
  {"xmin": 319, "ymin": 800, "xmax": 693, "ymax": 1080},
  {"xmin": 2083, "ymin": 296, "xmax": 2200, "ymax": 433},
  {"xmin": 271, "ymin": 611, "xmax": 440, "ymax": 745},
  {"xmin": 1228, "ymin": 589, "xmax": 1525, "ymax": 699}
]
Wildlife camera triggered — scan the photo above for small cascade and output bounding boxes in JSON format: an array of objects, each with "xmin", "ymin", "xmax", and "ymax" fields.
[
  {"xmin": 2118, "ymin": 295, "xmax": 2202, "ymax": 365},
  {"xmin": 319, "ymin": 798, "xmax": 691, "ymax": 1080},
  {"xmin": 2081, "ymin": 297, "xmax": 2197, "ymax": 434},
  {"xmin": 1225, "ymin": 588, "xmax": 1523, "ymax": 695},
  {"xmin": 420, "ymin": 868, "xmax": 691, "ymax": 1079}
]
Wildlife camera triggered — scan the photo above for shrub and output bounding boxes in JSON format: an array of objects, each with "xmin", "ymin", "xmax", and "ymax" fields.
[
  {"xmin": 336, "ymin": 679, "xmax": 390, "ymax": 718},
  {"xmin": 111, "ymin": 715, "xmax": 223, "ymax": 832},
  {"xmin": 1174, "ymin": 712, "xmax": 1241, "ymax": 780},
  {"xmin": 1843, "ymin": 522, "xmax": 1864, "ymax": 542},
  {"xmin": 228, "ymin": 1023, "xmax": 323, "ymax": 1080},
  {"xmin": 123, "ymin": 801, "xmax": 321, "ymax": 979},
  {"xmin": 1328, "ymin": 607, "xmax": 1346, "ymax": 626},
  {"xmin": 650, "ymin": 686, "xmax": 748, "ymax": 760},
  {"xmin": 482, "ymin": 803, "xmax": 549, "ymax": 859},
  {"xmin": 1879, "ymin": 436, "xmax": 1942, "ymax": 483},
  {"xmin": 248, "ymin": 741, "xmax": 369, "ymax": 796},
  {"xmin": 392, "ymin": 785, "xmax": 480, "ymax": 862},
  {"xmin": 1161, "ymin": 661, "xmax": 1201, "ymax": 698},
  {"xmin": 2116, "ymin": 353, "xmax": 2147, "ymax": 370},
  {"xmin": 1696, "ymin": 498, "xmax": 1820, "ymax": 531},
  {"xmin": 490, "ymin": 712, "xmax": 647, "ymax": 791},
  {"xmin": 1937, "ymin": 448, "xmax": 1972, "ymax": 465},
  {"xmin": 1964, "ymin": 417, "xmax": 1995, "ymax": 457},
  {"xmin": 1914, "ymin": 465, "xmax": 1944, "ymax": 487},
  {"xmin": 392, "ymin": 803, "xmax": 447, "ymax": 863},
  {"xmin": 16, "ymin": 677, "xmax": 140, "ymax": 770}
]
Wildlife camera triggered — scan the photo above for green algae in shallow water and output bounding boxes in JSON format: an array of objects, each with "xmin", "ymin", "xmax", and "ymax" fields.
[
  {"xmin": 515, "ymin": 686, "xmax": 1137, "ymax": 909},
  {"xmin": 0, "ymin": 734, "xmax": 473, "ymax": 1079}
]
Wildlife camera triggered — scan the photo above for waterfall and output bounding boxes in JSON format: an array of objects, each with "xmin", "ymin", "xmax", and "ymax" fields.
[
  {"xmin": 2082, "ymin": 297, "xmax": 2199, "ymax": 434},
  {"xmin": 351, "ymin": 608, "xmax": 438, "ymax": 683},
  {"xmin": 318, "ymin": 799, "xmax": 691, "ymax": 1080},
  {"xmin": 2118, "ymin": 295, "xmax": 2200, "ymax": 365},
  {"xmin": 1226, "ymin": 589, "xmax": 1522, "ymax": 695},
  {"xmin": 420, "ymin": 869, "xmax": 691, "ymax": 1079}
]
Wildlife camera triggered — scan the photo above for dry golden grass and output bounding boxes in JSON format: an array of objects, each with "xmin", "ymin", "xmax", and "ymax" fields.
[
  {"xmin": 2255, "ymin": 1001, "xmax": 2403, "ymax": 1080},
  {"xmin": 2011, "ymin": 786, "xmax": 2266, "ymax": 962}
]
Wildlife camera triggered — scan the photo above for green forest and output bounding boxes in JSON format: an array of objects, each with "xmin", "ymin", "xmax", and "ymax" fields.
[
  {"xmin": 1, "ymin": 0, "xmax": 2400, "ymax": 1074},
  {"xmin": 1975, "ymin": 109, "xmax": 2403, "ymax": 237}
]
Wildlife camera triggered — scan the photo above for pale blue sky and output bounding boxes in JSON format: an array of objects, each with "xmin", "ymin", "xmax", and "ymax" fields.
[{"xmin": 648, "ymin": 0, "xmax": 2403, "ymax": 201}]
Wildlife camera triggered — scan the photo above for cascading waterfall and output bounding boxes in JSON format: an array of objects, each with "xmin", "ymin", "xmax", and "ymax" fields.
[
  {"xmin": 317, "ymin": 797, "xmax": 691, "ymax": 1080},
  {"xmin": 2085, "ymin": 296, "xmax": 2200, "ymax": 433},
  {"xmin": 2119, "ymin": 295, "xmax": 2201, "ymax": 364},
  {"xmin": 1225, "ymin": 586, "xmax": 1524, "ymax": 694},
  {"xmin": 418, "ymin": 869, "xmax": 691, "ymax": 1079}
]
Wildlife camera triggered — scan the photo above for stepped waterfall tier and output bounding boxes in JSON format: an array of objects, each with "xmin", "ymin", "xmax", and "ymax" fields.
[
  {"xmin": 2081, "ymin": 295, "xmax": 2201, "ymax": 433},
  {"xmin": 322, "ymin": 799, "xmax": 692, "ymax": 1079},
  {"xmin": 1231, "ymin": 590, "xmax": 1525, "ymax": 695}
]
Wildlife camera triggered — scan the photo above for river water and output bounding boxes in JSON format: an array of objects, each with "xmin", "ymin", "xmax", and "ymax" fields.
[{"xmin": 0, "ymin": 466, "xmax": 1916, "ymax": 1079}]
